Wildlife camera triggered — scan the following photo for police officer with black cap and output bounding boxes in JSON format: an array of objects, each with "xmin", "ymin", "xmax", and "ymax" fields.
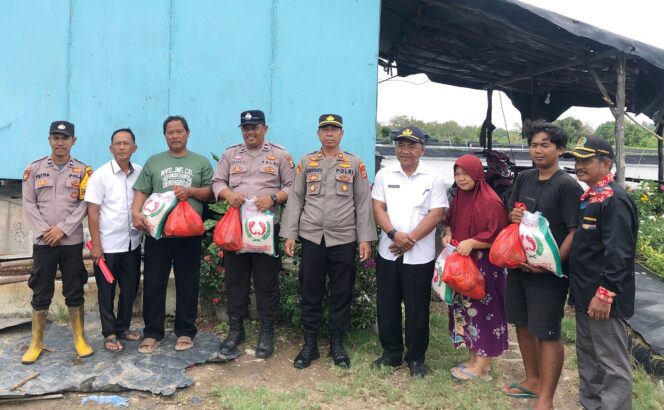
[
  {"xmin": 281, "ymin": 114, "xmax": 377, "ymax": 369},
  {"xmin": 21, "ymin": 120, "xmax": 94, "ymax": 364},
  {"xmin": 212, "ymin": 110, "xmax": 295, "ymax": 360}
]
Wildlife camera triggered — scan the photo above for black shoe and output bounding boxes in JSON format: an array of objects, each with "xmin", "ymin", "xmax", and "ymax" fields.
[
  {"xmin": 293, "ymin": 331, "xmax": 320, "ymax": 369},
  {"xmin": 408, "ymin": 361, "xmax": 428, "ymax": 378},
  {"xmin": 219, "ymin": 316, "xmax": 245, "ymax": 357},
  {"xmin": 255, "ymin": 320, "xmax": 275, "ymax": 359},
  {"xmin": 328, "ymin": 330, "xmax": 350, "ymax": 369},
  {"xmin": 371, "ymin": 355, "xmax": 402, "ymax": 369}
]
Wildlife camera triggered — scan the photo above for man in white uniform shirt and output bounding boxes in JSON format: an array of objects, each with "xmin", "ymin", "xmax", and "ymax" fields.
[
  {"xmin": 85, "ymin": 128, "xmax": 143, "ymax": 351},
  {"xmin": 371, "ymin": 126, "xmax": 447, "ymax": 377}
]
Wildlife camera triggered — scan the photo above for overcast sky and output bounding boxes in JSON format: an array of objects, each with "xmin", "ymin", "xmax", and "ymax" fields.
[{"xmin": 377, "ymin": 0, "xmax": 663, "ymax": 129}]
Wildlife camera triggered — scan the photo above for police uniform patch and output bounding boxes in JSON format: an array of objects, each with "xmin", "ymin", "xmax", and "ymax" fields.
[
  {"xmin": 265, "ymin": 166, "xmax": 275, "ymax": 174},
  {"xmin": 308, "ymin": 174, "xmax": 319, "ymax": 181},
  {"xmin": 266, "ymin": 154, "xmax": 276, "ymax": 161},
  {"xmin": 308, "ymin": 161, "xmax": 319, "ymax": 167},
  {"xmin": 23, "ymin": 168, "xmax": 30, "ymax": 181},
  {"xmin": 72, "ymin": 167, "xmax": 82, "ymax": 173},
  {"xmin": 38, "ymin": 179, "xmax": 48, "ymax": 186},
  {"xmin": 341, "ymin": 184, "xmax": 348, "ymax": 192},
  {"xmin": 359, "ymin": 162, "xmax": 367, "ymax": 179},
  {"xmin": 70, "ymin": 191, "xmax": 78, "ymax": 199},
  {"xmin": 339, "ymin": 163, "xmax": 351, "ymax": 169},
  {"xmin": 234, "ymin": 156, "xmax": 243, "ymax": 160},
  {"xmin": 337, "ymin": 153, "xmax": 344, "ymax": 160},
  {"xmin": 232, "ymin": 166, "xmax": 243, "ymax": 173},
  {"xmin": 71, "ymin": 179, "xmax": 80, "ymax": 188},
  {"xmin": 310, "ymin": 184, "xmax": 316, "ymax": 192},
  {"xmin": 337, "ymin": 174, "xmax": 351, "ymax": 182},
  {"xmin": 285, "ymin": 154, "xmax": 295, "ymax": 169},
  {"xmin": 296, "ymin": 163, "xmax": 302, "ymax": 174}
]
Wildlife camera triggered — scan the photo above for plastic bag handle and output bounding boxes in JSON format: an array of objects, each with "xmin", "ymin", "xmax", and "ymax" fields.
[{"xmin": 514, "ymin": 202, "xmax": 526, "ymax": 210}]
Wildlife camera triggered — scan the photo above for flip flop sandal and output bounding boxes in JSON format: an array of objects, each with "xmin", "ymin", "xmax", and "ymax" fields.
[
  {"xmin": 138, "ymin": 338, "xmax": 162, "ymax": 354},
  {"xmin": 501, "ymin": 383, "xmax": 539, "ymax": 399},
  {"xmin": 118, "ymin": 330, "xmax": 142, "ymax": 341},
  {"xmin": 450, "ymin": 366, "xmax": 493, "ymax": 382},
  {"xmin": 104, "ymin": 337, "xmax": 124, "ymax": 352},
  {"xmin": 175, "ymin": 336, "xmax": 194, "ymax": 351}
]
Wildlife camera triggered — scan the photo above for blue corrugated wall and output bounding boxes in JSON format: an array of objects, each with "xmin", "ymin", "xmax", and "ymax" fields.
[{"xmin": 0, "ymin": 0, "xmax": 380, "ymax": 179}]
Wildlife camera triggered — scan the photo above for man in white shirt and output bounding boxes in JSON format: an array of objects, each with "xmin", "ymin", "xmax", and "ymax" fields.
[
  {"xmin": 371, "ymin": 126, "xmax": 447, "ymax": 377},
  {"xmin": 85, "ymin": 128, "xmax": 143, "ymax": 351}
]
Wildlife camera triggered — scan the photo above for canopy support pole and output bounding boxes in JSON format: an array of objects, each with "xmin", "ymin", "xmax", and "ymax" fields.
[
  {"xmin": 657, "ymin": 122, "xmax": 664, "ymax": 182},
  {"xmin": 614, "ymin": 54, "xmax": 626, "ymax": 187}
]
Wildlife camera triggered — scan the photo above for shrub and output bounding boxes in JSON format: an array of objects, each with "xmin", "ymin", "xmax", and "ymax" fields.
[{"xmin": 627, "ymin": 181, "xmax": 664, "ymax": 280}]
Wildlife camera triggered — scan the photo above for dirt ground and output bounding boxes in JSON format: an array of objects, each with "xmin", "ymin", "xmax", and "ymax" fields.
[{"xmin": 2, "ymin": 310, "xmax": 585, "ymax": 410}]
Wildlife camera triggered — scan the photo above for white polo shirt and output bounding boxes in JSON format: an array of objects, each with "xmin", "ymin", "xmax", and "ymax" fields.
[
  {"xmin": 372, "ymin": 161, "xmax": 448, "ymax": 264},
  {"xmin": 84, "ymin": 159, "xmax": 143, "ymax": 253}
]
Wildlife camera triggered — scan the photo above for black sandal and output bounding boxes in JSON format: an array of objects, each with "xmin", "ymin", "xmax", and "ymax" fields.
[
  {"xmin": 118, "ymin": 330, "xmax": 142, "ymax": 341},
  {"xmin": 104, "ymin": 336, "xmax": 124, "ymax": 352}
]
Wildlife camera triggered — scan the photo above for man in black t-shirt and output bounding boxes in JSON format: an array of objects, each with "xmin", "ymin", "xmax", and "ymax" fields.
[{"xmin": 501, "ymin": 121, "xmax": 582, "ymax": 410}]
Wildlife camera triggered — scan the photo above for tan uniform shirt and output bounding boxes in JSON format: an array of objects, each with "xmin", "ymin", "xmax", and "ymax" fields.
[
  {"xmin": 212, "ymin": 142, "xmax": 295, "ymax": 224},
  {"xmin": 280, "ymin": 150, "xmax": 377, "ymax": 247},
  {"xmin": 22, "ymin": 156, "xmax": 91, "ymax": 245}
]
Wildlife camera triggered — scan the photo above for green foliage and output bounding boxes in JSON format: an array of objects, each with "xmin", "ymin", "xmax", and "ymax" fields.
[
  {"xmin": 211, "ymin": 386, "xmax": 314, "ymax": 410},
  {"xmin": 200, "ymin": 202, "xmax": 227, "ymax": 306},
  {"xmin": 594, "ymin": 120, "xmax": 657, "ymax": 148},
  {"xmin": 553, "ymin": 116, "xmax": 594, "ymax": 146},
  {"xmin": 628, "ymin": 181, "xmax": 664, "ymax": 280}
]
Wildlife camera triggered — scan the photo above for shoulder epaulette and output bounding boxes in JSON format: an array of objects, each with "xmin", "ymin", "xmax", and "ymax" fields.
[
  {"xmin": 343, "ymin": 151, "xmax": 357, "ymax": 157},
  {"xmin": 269, "ymin": 142, "xmax": 285, "ymax": 151},
  {"xmin": 30, "ymin": 156, "xmax": 48, "ymax": 165},
  {"xmin": 225, "ymin": 143, "xmax": 242, "ymax": 151}
]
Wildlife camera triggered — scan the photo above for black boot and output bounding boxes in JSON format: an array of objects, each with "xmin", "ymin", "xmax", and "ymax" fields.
[
  {"xmin": 293, "ymin": 330, "xmax": 320, "ymax": 369},
  {"xmin": 328, "ymin": 330, "xmax": 350, "ymax": 369},
  {"xmin": 255, "ymin": 320, "xmax": 275, "ymax": 359},
  {"xmin": 219, "ymin": 316, "xmax": 245, "ymax": 360}
]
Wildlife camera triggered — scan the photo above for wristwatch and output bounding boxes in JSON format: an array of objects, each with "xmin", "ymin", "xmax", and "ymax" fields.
[
  {"xmin": 270, "ymin": 193, "xmax": 279, "ymax": 206},
  {"xmin": 387, "ymin": 229, "xmax": 397, "ymax": 240}
]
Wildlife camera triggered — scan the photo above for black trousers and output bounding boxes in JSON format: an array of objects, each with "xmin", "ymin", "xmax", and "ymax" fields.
[
  {"xmin": 143, "ymin": 236, "xmax": 201, "ymax": 340},
  {"xmin": 299, "ymin": 237, "xmax": 356, "ymax": 333},
  {"xmin": 95, "ymin": 246, "xmax": 142, "ymax": 338},
  {"xmin": 223, "ymin": 224, "xmax": 281, "ymax": 321},
  {"xmin": 376, "ymin": 254, "xmax": 434, "ymax": 363},
  {"xmin": 29, "ymin": 243, "xmax": 88, "ymax": 311}
]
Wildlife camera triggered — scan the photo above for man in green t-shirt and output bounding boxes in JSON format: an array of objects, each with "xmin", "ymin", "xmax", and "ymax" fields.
[{"xmin": 132, "ymin": 115, "xmax": 214, "ymax": 354}]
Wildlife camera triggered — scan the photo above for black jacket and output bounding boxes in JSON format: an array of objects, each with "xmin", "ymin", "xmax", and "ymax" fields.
[{"xmin": 569, "ymin": 180, "xmax": 638, "ymax": 318}]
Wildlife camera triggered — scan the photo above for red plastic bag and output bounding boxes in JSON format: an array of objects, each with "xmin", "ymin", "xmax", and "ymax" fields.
[
  {"xmin": 489, "ymin": 223, "xmax": 527, "ymax": 268},
  {"xmin": 213, "ymin": 207, "xmax": 242, "ymax": 251},
  {"xmin": 442, "ymin": 252, "xmax": 485, "ymax": 300},
  {"xmin": 164, "ymin": 201, "xmax": 205, "ymax": 237}
]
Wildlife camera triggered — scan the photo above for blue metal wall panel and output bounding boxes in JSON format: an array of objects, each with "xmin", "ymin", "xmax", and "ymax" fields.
[{"xmin": 0, "ymin": 0, "xmax": 380, "ymax": 178}]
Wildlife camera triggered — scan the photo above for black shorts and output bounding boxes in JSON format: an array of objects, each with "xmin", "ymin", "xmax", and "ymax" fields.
[{"xmin": 506, "ymin": 269, "xmax": 568, "ymax": 341}]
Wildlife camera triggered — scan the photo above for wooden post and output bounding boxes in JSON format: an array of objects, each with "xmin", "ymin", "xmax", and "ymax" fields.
[
  {"xmin": 657, "ymin": 122, "xmax": 664, "ymax": 182},
  {"xmin": 614, "ymin": 54, "xmax": 626, "ymax": 186}
]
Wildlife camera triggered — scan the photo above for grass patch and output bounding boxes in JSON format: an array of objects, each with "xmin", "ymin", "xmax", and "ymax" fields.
[
  {"xmin": 49, "ymin": 304, "xmax": 69, "ymax": 323},
  {"xmin": 211, "ymin": 386, "xmax": 314, "ymax": 410},
  {"xmin": 561, "ymin": 315, "xmax": 576, "ymax": 344},
  {"xmin": 633, "ymin": 364, "xmax": 664, "ymax": 409}
]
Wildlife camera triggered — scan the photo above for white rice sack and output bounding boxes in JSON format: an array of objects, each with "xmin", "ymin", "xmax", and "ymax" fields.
[
  {"xmin": 519, "ymin": 210, "xmax": 564, "ymax": 277},
  {"xmin": 142, "ymin": 191, "xmax": 178, "ymax": 240},
  {"xmin": 240, "ymin": 199, "xmax": 275, "ymax": 256},
  {"xmin": 432, "ymin": 244, "xmax": 456, "ymax": 304}
]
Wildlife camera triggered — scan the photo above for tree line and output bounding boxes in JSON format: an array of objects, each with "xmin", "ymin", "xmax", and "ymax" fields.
[{"xmin": 377, "ymin": 115, "xmax": 658, "ymax": 149}]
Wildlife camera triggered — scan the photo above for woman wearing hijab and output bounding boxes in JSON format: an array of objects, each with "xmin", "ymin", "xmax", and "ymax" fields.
[{"xmin": 442, "ymin": 154, "xmax": 508, "ymax": 381}]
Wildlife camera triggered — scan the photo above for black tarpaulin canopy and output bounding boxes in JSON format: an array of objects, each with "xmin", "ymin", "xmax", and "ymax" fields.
[{"xmin": 379, "ymin": 0, "xmax": 664, "ymax": 124}]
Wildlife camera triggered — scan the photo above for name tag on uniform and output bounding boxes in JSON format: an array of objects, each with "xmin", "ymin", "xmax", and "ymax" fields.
[{"xmin": 388, "ymin": 184, "xmax": 400, "ymax": 188}]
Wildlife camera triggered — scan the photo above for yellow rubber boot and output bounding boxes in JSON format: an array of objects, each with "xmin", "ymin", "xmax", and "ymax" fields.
[
  {"xmin": 21, "ymin": 309, "xmax": 48, "ymax": 364},
  {"xmin": 68, "ymin": 306, "xmax": 94, "ymax": 358}
]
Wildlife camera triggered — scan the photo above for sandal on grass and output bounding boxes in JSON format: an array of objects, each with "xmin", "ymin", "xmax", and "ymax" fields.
[
  {"xmin": 118, "ymin": 330, "xmax": 142, "ymax": 341},
  {"xmin": 501, "ymin": 383, "xmax": 539, "ymax": 399},
  {"xmin": 138, "ymin": 338, "xmax": 162, "ymax": 354},
  {"xmin": 175, "ymin": 336, "xmax": 194, "ymax": 351},
  {"xmin": 104, "ymin": 336, "xmax": 123, "ymax": 352},
  {"xmin": 451, "ymin": 366, "xmax": 493, "ymax": 382}
]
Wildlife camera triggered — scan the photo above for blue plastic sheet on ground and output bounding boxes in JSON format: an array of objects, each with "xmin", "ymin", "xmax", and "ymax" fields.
[{"xmin": 81, "ymin": 395, "xmax": 129, "ymax": 407}]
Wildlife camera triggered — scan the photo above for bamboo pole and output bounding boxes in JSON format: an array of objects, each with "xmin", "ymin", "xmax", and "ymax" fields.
[
  {"xmin": 657, "ymin": 123, "xmax": 664, "ymax": 182},
  {"xmin": 615, "ymin": 54, "xmax": 626, "ymax": 186}
]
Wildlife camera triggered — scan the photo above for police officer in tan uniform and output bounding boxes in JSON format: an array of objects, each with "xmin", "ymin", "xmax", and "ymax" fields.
[
  {"xmin": 212, "ymin": 110, "xmax": 295, "ymax": 360},
  {"xmin": 281, "ymin": 114, "xmax": 377, "ymax": 369},
  {"xmin": 21, "ymin": 120, "xmax": 94, "ymax": 364}
]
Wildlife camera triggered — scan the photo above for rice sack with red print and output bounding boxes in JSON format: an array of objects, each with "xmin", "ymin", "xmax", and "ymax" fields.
[
  {"xmin": 142, "ymin": 191, "xmax": 178, "ymax": 240},
  {"xmin": 519, "ymin": 209, "xmax": 564, "ymax": 277},
  {"xmin": 239, "ymin": 198, "xmax": 275, "ymax": 256},
  {"xmin": 432, "ymin": 243, "xmax": 456, "ymax": 304}
]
